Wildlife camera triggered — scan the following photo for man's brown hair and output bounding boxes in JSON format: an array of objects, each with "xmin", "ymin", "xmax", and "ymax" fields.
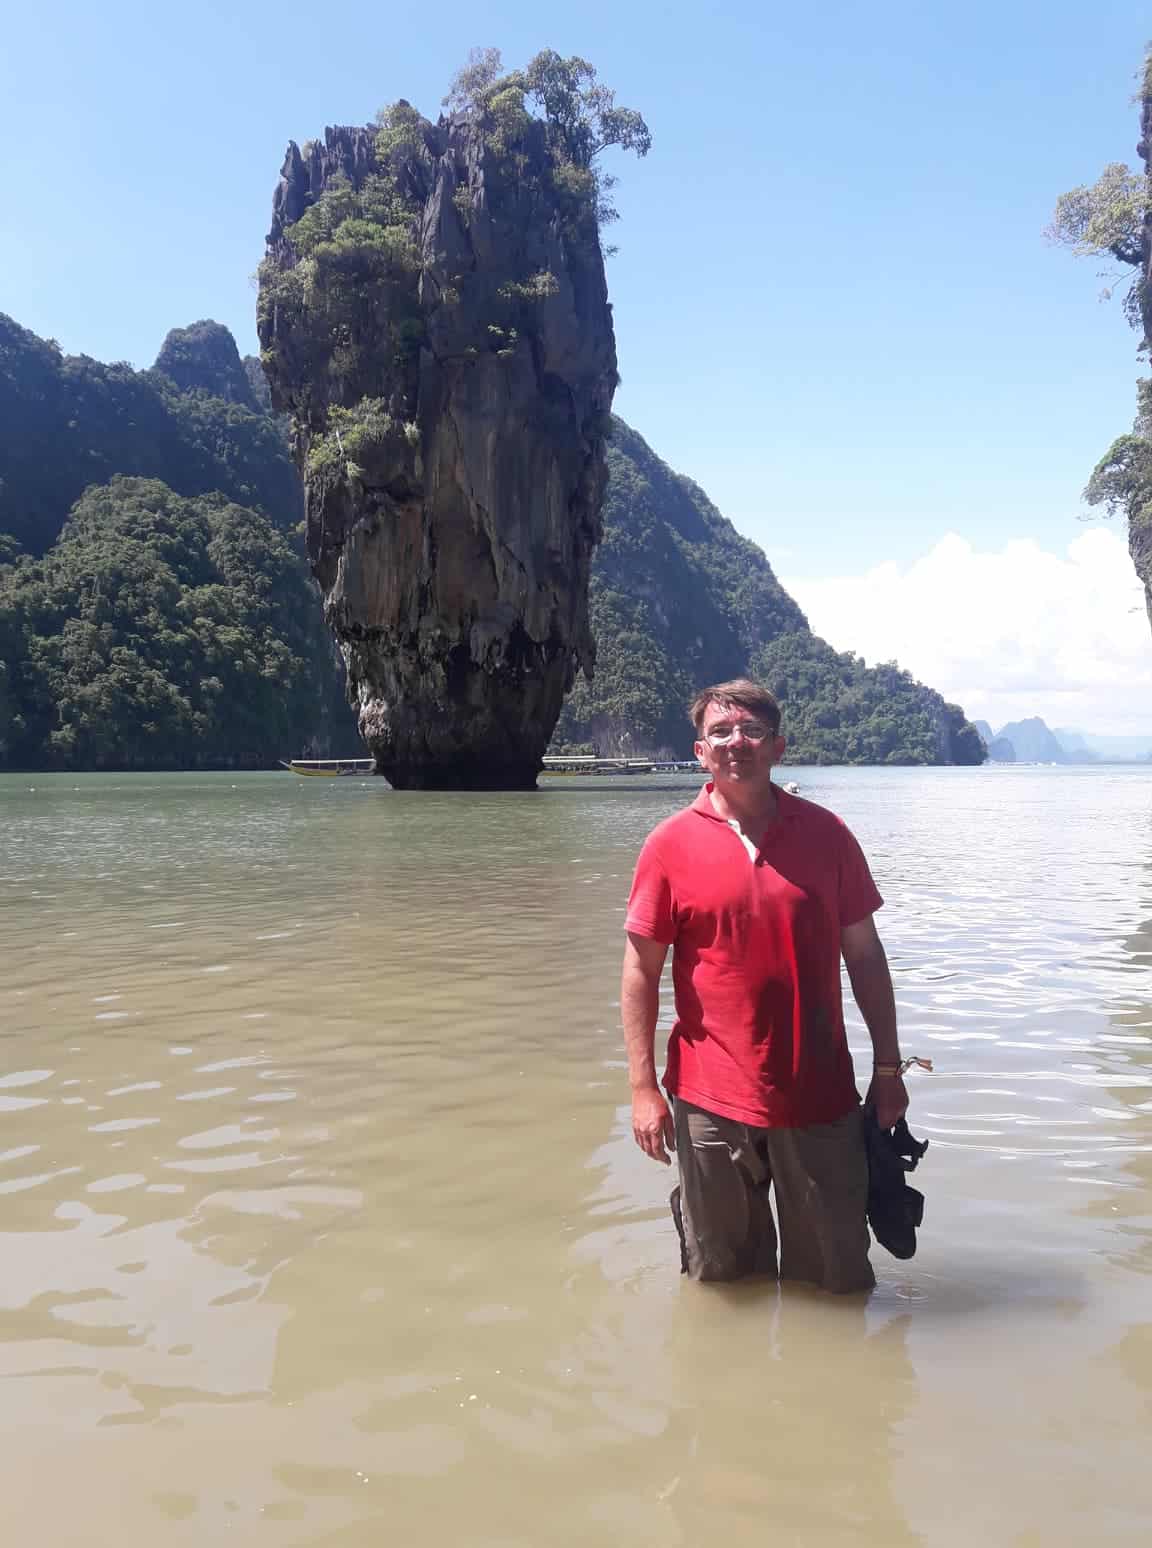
[{"xmin": 689, "ymin": 679, "xmax": 782, "ymax": 735}]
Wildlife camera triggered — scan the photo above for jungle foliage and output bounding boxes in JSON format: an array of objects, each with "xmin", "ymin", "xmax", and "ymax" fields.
[
  {"xmin": 554, "ymin": 422, "xmax": 985, "ymax": 764},
  {"xmin": 442, "ymin": 47, "xmax": 650, "ymax": 230},
  {"xmin": 0, "ymin": 312, "xmax": 301, "ymax": 558},
  {"xmin": 1, "ymin": 316, "xmax": 982, "ymax": 770},
  {"xmin": 258, "ymin": 45, "xmax": 649, "ymax": 342},
  {"xmin": 0, "ymin": 478, "xmax": 354, "ymax": 770},
  {"xmin": 751, "ymin": 632, "xmax": 986, "ymax": 766},
  {"xmin": 1084, "ymin": 427, "xmax": 1152, "ymax": 544},
  {"xmin": 1050, "ymin": 43, "xmax": 1152, "ymax": 622}
]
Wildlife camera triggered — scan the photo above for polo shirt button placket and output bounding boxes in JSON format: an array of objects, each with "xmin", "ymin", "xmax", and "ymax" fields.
[{"xmin": 727, "ymin": 819, "xmax": 759, "ymax": 866}]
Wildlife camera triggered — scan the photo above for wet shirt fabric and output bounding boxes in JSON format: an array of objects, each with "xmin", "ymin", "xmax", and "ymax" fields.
[{"xmin": 625, "ymin": 784, "xmax": 883, "ymax": 1128}]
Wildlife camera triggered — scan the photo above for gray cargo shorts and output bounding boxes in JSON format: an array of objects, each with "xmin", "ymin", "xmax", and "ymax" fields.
[{"xmin": 671, "ymin": 1097, "xmax": 875, "ymax": 1294}]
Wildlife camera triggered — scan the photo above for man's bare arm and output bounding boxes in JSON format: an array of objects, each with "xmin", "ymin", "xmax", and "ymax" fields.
[
  {"xmin": 621, "ymin": 932, "xmax": 675, "ymax": 1164},
  {"xmin": 841, "ymin": 914, "xmax": 908, "ymax": 1128}
]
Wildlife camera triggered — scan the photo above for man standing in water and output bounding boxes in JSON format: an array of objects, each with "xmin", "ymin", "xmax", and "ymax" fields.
[{"xmin": 621, "ymin": 680, "xmax": 907, "ymax": 1291}]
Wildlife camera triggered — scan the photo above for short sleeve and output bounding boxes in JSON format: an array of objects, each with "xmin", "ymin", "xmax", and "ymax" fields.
[
  {"xmin": 837, "ymin": 825, "xmax": 884, "ymax": 926},
  {"xmin": 625, "ymin": 839, "xmax": 677, "ymax": 944}
]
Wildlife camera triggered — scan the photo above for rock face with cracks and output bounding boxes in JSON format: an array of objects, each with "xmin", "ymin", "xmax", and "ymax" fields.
[{"xmin": 258, "ymin": 110, "xmax": 617, "ymax": 788}]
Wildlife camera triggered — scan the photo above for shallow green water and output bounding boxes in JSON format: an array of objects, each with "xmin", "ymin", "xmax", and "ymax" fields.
[{"xmin": 1, "ymin": 765, "xmax": 1150, "ymax": 1544}]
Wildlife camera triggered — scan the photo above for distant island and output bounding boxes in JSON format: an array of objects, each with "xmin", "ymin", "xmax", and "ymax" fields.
[{"xmin": 975, "ymin": 716, "xmax": 1152, "ymax": 764}]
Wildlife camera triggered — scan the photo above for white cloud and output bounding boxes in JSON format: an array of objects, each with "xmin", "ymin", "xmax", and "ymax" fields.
[{"xmin": 783, "ymin": 528, "xmax": 1152, "ymax": 735}]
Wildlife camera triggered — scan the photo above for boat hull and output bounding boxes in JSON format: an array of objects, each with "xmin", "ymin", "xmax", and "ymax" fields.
[{"xmin": 280, "ymin": 760, "xmax": 375, "ymax": 778}]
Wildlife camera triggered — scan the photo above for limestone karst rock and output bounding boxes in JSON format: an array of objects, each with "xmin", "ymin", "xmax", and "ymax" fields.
[
  {"xmin": 154, "ymin": 320, "xmax": 260, "ymax": 410},
  {"xmin": 257, "ymin": 107, "xmax": 618, "ymax": 788}
]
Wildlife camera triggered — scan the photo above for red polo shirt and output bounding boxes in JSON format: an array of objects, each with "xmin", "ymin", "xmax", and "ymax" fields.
[{"xmin": 625, "ymin": 783, "xmax": 883, "ymax": 1128}]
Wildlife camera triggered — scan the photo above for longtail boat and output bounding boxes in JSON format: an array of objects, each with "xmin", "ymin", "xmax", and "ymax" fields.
[{"xmin": 280, "ymin": 758, "xmax": 375, "ymax": 778}]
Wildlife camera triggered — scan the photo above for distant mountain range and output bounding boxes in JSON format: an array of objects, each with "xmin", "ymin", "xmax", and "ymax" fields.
[{"xmin": 974, "ymin": 717, "xmax": 1152, "ymax": 763}]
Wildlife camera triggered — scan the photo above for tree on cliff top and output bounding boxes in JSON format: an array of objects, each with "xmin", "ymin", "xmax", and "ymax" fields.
[
  {"xmin": 444, "ymin": 47, "xmax": 650, "ymax": 164},
  {"xmin": 1047, "ymin": 47, "xmax": 1152, "ymax": 343},
  {"xmin": 1083, "ymin": 429, "xmax": 1152, "ymax": 555},
  {"xmin": 1048, "ymin": 162, "xmax": 1146, "ymax": 266},
  {"xmin": 442, "ymin": 47, "xmax": 650, "ymax": 227},
  {"xmin": 261, "ymin": 50, "xmax": 649, "ymax": 387},
  {"xmin": 1050, "ymin": 43, "xmax": 1152, "ymax": 632}
]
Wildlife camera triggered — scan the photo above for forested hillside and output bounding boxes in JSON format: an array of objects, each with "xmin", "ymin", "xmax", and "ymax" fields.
[
  {"xmin": 555, "ymin": 420, "xmax": 807, "ymax": 753},
  {"xmin": 0, "ymin": 316, "xmax": 352, "ymax": 769},
  {"xmin": 0, "ymin": 314, "xmax": 299, "ymax": 558},
  {"xmin": 750, "ymin": 632, "xmax": 985, "ymax": 766},
  {"xmin": 0, "ymin": 480, "xmax": 352, "ymax": 769},
  {"xmin": 0, "ymin": 315, "xmax": 984, "ymax": 770},
  {"xmin": 556, "ymin": 421, "xmax": 985, "ymax": 764}
]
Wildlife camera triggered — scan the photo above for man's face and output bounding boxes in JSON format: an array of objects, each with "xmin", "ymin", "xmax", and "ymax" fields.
[{"xmin": 694, "ymin": 701, "xmax": 786, "ymax": 791}]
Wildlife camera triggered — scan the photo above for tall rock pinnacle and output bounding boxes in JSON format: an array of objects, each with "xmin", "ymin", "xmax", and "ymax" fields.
[{"xmin": 257, "ymin": 95, "xmax": 620, "ymax": 788}]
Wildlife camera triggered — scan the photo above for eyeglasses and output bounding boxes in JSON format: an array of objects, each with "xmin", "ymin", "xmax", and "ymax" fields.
[{"xmin": 703, "ymin": 720, "xmax": 775, "ymax": 746}]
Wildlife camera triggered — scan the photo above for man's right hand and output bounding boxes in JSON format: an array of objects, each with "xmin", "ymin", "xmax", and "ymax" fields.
[{"xmin": 632, "ymin": 1085, "xmax": 675, "ymax": 1165}]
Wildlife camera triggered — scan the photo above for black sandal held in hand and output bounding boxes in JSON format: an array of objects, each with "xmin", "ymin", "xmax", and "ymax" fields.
[{"xmin": 863, "ymin": 1112, "xmax": 929, "ymax": 1260}]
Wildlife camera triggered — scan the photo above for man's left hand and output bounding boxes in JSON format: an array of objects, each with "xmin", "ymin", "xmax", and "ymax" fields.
[{"xmin": 867, "ymin": 1073, "xmax": 909, "ymax": 1130}]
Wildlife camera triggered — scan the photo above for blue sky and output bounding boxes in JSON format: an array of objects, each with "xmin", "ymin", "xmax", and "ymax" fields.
[{"xmin": 4, "ymin": 0, "xmax": 1152, "ymax": 729}]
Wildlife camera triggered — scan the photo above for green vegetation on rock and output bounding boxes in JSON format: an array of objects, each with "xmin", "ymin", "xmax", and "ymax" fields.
[
  {"xmin": 0, "ymin": 478, "xmax": 353, "ymax": 770},
  {"xmin": 257, "ymin": 161, "xmax": 425, "ymax": 416},
  {"xmin": 154, "ymin": 319, "xmax": 260, "ymax": 408},
  {"xmin": 255, "ymin": 52, "xmax": 646, "ymax": 786},
  {"xmin": 751, "ymin": 632, "xmax": 986, "ymax": 766},
  {"xmin": 0, "ymin": 314, "xmax": 351, "ymax": 770},
  {"xmin": 442, "ymin": 47, "xmax": 650, "ymax": 232},
  {"xmin": 554, "ymin": 421, "xmax": 985, "ymax": 764},
  {"xmin": 0, "ymin": 314, "xmax": 983, "ymax": 771},
  {"xmin": 0, "ymin": 312, "xmax": 301, "ymax": 558},
  {"xmin": 1052, "ymin": 43, "xmax": 1152, "ymax": 627},
  {"xmin": 1084, "ymin": 431, "xmax": 1152, "ymax": 522},
  {"xmin": 1047, "ymin": 162, "xmax": 1147, "ymax": 259},
  {"xmin": 305, "ymin": 399, "xmax": 421, "ymax": 486},
  {"xmin": 555, "ymin": 419, "xmax": 806, "ymax": 754}
]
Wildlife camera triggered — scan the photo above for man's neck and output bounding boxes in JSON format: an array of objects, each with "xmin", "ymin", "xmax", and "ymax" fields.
[{"xmin": 707, "ymin": 778, "xmax": 778, "ymax": 830}]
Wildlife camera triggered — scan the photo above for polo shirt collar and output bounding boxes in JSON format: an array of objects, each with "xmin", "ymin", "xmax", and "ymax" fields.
[{"xmin": 692, "ymin": 781, "xmax": 799, "ymax": 823}]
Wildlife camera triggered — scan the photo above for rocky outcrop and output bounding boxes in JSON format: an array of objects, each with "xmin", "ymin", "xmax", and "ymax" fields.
[
  {"xmin": 154, "ymin": 320, "xmax": 259, "ymax": 410},
  {"xmin": 257, "ymin": 111, "xmax": 617, "ymax": 788}
]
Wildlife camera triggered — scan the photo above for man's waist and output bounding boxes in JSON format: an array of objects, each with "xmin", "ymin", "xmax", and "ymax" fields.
[{"xmin": 664, "ymin": 1071, "xmax": 860, "ymax": 1129}]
